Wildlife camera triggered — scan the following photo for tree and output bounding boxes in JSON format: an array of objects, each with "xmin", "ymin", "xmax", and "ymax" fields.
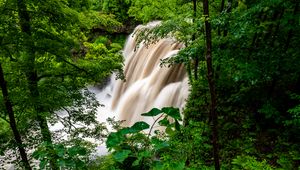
[
  {"xmin": 0, "ymin": 0, "xmax": 123, "ymax": 168},
  {"xmin": 0, "ymin": 63, "xmax": 31, "ymax": 169},
  {"xmin": 202, "ymin": 0, "xmax": 220, "ymax": 169},
  {"xmin": 16, "ymin": 1, "xmax": 59, "ymax": 168}
]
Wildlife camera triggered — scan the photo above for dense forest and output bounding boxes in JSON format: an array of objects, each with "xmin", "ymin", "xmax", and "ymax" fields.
[{"xmin": 0, "ymin": 0, "xmax": 299, "ymax": 169}]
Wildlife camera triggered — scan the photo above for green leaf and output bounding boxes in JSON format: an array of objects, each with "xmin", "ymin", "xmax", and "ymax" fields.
[
  {"xmin": 107, "ymin": 122, "xmax": 149, "ymax": 148},
  {"xmin": 162, "ymin": 107, "xmax": 182, "ymax": 120},
  {"xmin": 106, "ymin": 132, "xmax": 125, "ymax": 148},
  {"xmin": 120, "ymin": 121, "xmax": 150, "ymax": 134},
  {"xmin": 113, "ymin": 150, "xmax": 131, "ymax": 163},
  {"xmin": 131, "ymin": 121, "xmax": 150, "ymax": 131},
  {"xmin": 141, "ymin": 108, "xmax": 162, "ymax": 117}
]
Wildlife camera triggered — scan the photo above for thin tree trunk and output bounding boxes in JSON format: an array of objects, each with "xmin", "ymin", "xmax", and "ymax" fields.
[
  {"xmin": 16, "ymin": 0, "xmax": 58, "ymax": 169},
  {"xmin": 193, "ymin": 0, "xmax": 199, "ymax": 80},
  {"xmin": 203, "ymin": 0, "xmax": 220, "ymax": 169},
  {"xmin": 0, "ymin": 64, "xmax": 32, "ymax": 170}
]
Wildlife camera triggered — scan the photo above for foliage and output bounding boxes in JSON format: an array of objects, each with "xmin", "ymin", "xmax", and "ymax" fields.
[
  {"xmin": 231, "ymin": 155, "xmax": 274, "ymax": 170},
  {"xmin": 87, "ymin": 155, "xmax": 117, "ymax": 170},
  {"xmin": 82, "ymin": 36, "xmax": 124, "ymax": 80},
  {"xmin": 105, "ymin": 107, "xmax": 186, "ymax": 170},
  {"xmin": 101, "ymin": 0, "xmax": 132, "ymax": 23},
  {"xmin": 0, "ymin": 0, "xmax": 123, "ymax": 168},
  {"xmin": 128, "ymin": 0, "xmax": 191, "ymax": 23},
  {"xmin": 285, "ymin": 94, "xmax": 300, "ymax": 126},
  {"xmin": 0, "ymin": 0, "xmax": 299, "ymax": 169},
  {"xmin": 32, "ymin": 142, "xmax": 92, "ymax": 169}
]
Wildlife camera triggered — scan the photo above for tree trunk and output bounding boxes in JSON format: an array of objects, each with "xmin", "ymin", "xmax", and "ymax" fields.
[
  {"xmin": 193, "ymin": 0, "xmax": 199, "ymax": 80},
  {"xmin": 16, "ymin": 0, "xmax": 58, "ymax": 169},
  {"xmin": 0, "ymin": 64, "xmax": 32, "ymax": 170},
  {"xmin": 203, "ymin": 0, "xmax": 221, "ymax": 169}
]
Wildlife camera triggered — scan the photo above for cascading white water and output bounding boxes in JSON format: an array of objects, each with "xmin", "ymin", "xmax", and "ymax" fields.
[{"xmin": 97, "ymin": 22, "xmax": 189, "ymax": 126}]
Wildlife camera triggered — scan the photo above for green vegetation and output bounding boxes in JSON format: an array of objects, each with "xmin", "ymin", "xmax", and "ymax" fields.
[
  {"xmin": 0, "ymin": 0, "xmax": 123, "ymax": 169},
  {"xmin": 0, "ymin": 0, "xmax": 299, "ymax": 169}
]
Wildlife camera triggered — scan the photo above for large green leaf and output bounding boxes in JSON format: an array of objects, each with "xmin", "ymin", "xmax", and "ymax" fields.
[
  {"xmin": 141, "ymin": 108, "xmax": 162, "ymax": 117},
  {"xmin": 162, "ymin": 107, "xmax": 182, "ymax": 120},
  {"xmin": 131, "ymin": 121, "xmax": 150, "ymax": 131},
  {"xmin": 120, "ymin": 121, "xmax": 150, "ymax": 134},
  {"xmin": 107, "ymin": 122, "xmax": 149, "ymax": 148},
  {"xmin": 106, "ymin": 132, "xmax": 125, "ymax": 148}
]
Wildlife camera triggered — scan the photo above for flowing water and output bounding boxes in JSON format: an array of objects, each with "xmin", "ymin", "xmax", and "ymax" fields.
[{"xmin": 97, "ymin": 22, "xmax": 189, "ymax": 126}]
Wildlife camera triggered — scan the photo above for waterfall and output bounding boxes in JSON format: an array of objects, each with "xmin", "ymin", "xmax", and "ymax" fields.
[{"xmin": 97, "ymin": 22, "xmax": 189, "ymax": 126}]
